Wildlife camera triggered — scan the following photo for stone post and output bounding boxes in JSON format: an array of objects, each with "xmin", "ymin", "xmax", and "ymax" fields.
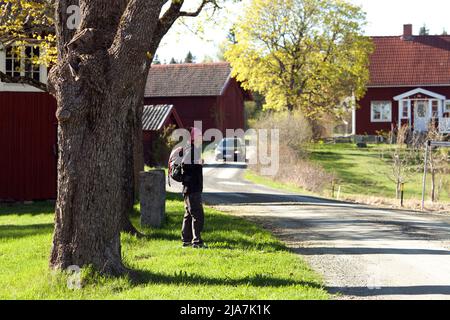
[{"xmin": 140, "ymin": 170, "xmax": 166, "ymax": 228}]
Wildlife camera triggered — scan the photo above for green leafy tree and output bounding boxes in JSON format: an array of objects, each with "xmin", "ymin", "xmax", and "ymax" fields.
[
  {"xmin": 169, "ymin": 57, "xmax": 179, "ymax": 64},
  {"xmin": 225, "ymin": 0, "xmax": 372, "ymax": 123}
]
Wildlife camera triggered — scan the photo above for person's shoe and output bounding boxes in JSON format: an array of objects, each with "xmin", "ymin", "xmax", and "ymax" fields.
[
  {"xmin": 192, "ymin": 243, "xmax": 208, "ymax": 249},
  {"xmin": 182, "ymin": 242, "xmax": 192, "ymax": 248}
]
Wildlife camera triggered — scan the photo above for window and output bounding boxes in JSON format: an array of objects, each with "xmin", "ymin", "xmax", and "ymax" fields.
[
  {"xmin": 416, "ymin": 101, "xmax": 427, "ymax": 118},
  {"xmin": 431, "ymin": 100, "xmax": 439, "ymax": 118},
  {"xmin": 24, "ymin": 46, "xmax": 40, "ymax": 81},
  {"xmin": 371, "ymin": 101, "xmax": 392, "ymax": 122},
  {"xmin": 400, "ymin": 100, "xmax": 410, "ymax": 119},
  {"xmin": 4, "ymin": 46, "xmax": 40, "ymax": 81},
  {"xmin": 445, "ymin": 101, "xmax": 450, "ymax": 113},
  {"xmin": 5, "ymin": 47, "xmax": 21, "ymax": 78}
]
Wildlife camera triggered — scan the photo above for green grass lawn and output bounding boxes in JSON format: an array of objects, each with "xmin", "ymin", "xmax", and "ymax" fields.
[
  {"xmin": 245, "ymin": 170, "xmax": 316, "ymax": 197},
  {"xmin": 0, "ymin": 194, "xmax": 328, "ymax": 300},
  {"xmin": 308, "ymin": 143, "xmax": 449, "ymax": 201}
]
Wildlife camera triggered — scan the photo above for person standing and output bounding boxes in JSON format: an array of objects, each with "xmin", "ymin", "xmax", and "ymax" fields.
[{"xmin": 181, "ymin": 127, "xmax": 206, "ymax": 248}]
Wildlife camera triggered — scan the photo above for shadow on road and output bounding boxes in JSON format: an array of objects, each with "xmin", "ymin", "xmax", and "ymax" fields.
[
  {"xmin": 294, "ymin": 247, "xmax": 450, "ymax": 256},
  {"xmin": 327, "ymin": 285, "xmax": 450, "ymax": 297},
  {"xmin": 204, "ymin": 163, "xmax": 248, "ymax": 169},
  {"xmin": 203, "ymin": 192, "xmax": 347, "ymax": 206}
]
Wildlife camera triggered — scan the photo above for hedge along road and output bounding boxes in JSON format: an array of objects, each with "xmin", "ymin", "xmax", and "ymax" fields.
[{"xmin": 169, "ymin": 156, "xmax": 450, "ymax": 300}]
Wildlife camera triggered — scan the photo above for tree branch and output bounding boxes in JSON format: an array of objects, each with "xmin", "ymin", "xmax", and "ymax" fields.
[
  {"xmin": 179, "ymin": 0, "xmax": 212, "ymax": 17},
  {"xmin": 0, "ymin": 70, "xmax": 48, "ymax": 91},
  {"xmin": 155, "ymin": 0, "xmax": 219, "ymax": 41}
]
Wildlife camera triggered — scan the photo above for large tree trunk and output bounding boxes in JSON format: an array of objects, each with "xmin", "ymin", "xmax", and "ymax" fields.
[
  {"xmin": 48, "ymin": 0, "xmax": 209, "ymax": 275},
  {"xmin": 50, "ymin": 90, "xmax": 133, "ymax": 274},
  {"xmin": 49, "ymin": 0, "xmax": 163, "ymax": 274}
]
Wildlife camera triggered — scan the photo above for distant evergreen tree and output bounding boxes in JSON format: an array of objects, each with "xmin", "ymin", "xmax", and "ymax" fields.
[
  {"xmin": 184, "ymin": 51, "xmax": 196, "ymax": 63},
  {"xmin": 442, "ymin": 29, "xmax": 448, "ymax": 35},
  {"xmin": 419, "ymin": 24, "xmax": 430, "ymax": 35},
  {"xmin": 169, "ymin": 57, "xmax": 178, "ymax": 64},
  {"xmin": 153, "ymin": 54, "xmax": 161, "ymax": 65}
]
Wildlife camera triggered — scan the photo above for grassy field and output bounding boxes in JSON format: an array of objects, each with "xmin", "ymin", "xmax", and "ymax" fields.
[
  {"xmin": 245, "ymin": 170, "xmax": 315, "ymax": 197},
  {"xmin": 245, "ymin": 143, "xmax": 449, "ymax": 211},
  {"xmin": 308, "ymin": 143, "xmax": 449, "ymax": 201},
  {"xmin": 0, "ymin": 194, "xmax": 328, "ymax": 300}
]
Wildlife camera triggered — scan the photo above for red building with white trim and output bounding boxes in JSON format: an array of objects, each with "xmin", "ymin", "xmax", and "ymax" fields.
[
  {"xmin": 144, "ymin": 62, "xmax": 252, "ymax": 134},
  {"xmin": 0, "ymin": 43, "xmax": 57, "ymax": 201},
  {"xmin": 355, "ymin": 24, "xmax": 450, "ymax": 136}
]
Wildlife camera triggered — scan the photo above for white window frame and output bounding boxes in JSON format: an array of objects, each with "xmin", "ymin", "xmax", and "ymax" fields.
[
  {"xmin": 0, "ymin": 43, "xmax": 47, "ymax": 92},
  {"xmin": 400, "ymin": 100, "xmax": 411, "ymax": 120},
  {"xmin": 430, "ymin": 99, "xmax": 440, "ymax": 119},
  {"xmin": 371, "ymin": 101, "xmax": 392, "ymax": 123},
  {"xmin": 445, "ymin": 100, "xmax": 450, "ymax": 113},
  {"xmin": 4, "ymin": 46, "xmax": 41, "ymax": 81},
  {"xmin": 5, "ymin": 47, "xmax": 21, "ymax": 78}
]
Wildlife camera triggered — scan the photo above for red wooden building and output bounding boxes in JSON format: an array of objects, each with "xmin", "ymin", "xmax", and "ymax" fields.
[
  {"xmin": 144, "ymin": 62, "xmax": 252, "ymax": 133},
  {"xmin": 355, "ymin": 24, "xmax": 450, "ymax": 136},
  {"xmin": 142, "ymin": 104, "xmax": 183, "ymax": 166},
  {"xmin": 0, "ymin": 42, "xmax": 57, "ymax": 201}
]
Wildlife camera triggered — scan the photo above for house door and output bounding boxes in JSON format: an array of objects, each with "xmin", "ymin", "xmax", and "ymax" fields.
[{"xmin": 414, "ymin": 100, "xmax": 429, "ymax": 132}]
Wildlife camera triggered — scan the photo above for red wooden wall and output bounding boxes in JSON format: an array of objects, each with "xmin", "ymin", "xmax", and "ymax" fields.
[
  {"xmin": 0, "ymin": 92, "xmax": 57, "ymax": 201},
  {"xmin": 217, "ymin": 78, "xmax": 246, "ymax": 133},
  {"xmin": 144, "ymin": 79, "xmax": 246, "ymax": 134},
  {"xmin": 145, "ymin": 96, "xmax": 218, "ymax": 132},
  {"xmin": 356, "ymin": 86, "xmax": 450, "ymax": 135}
]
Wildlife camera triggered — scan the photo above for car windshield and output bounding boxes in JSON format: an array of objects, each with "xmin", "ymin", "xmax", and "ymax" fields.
[{"xmin": 220, "ymin": 138, "xmax": 241, "ymax": 148}]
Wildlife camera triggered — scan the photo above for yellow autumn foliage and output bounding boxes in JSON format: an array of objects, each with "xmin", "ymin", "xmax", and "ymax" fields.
[{"xmin": 225, "ymin": 0, "xmax": 373, "ymax": 119}]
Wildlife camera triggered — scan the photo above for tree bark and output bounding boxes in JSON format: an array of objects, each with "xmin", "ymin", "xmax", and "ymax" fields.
[
  {"xmin": 48, "ymin": 0, "xmax": 213, "ymax": 275},
  {"xmin": 49, "ymin": 0, "xmax": 163, "ymax": 274}
]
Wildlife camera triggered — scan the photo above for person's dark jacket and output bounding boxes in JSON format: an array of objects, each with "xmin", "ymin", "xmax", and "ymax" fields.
[{"xmin": 182, "ymin": 145, "xmax": 203, "ymax": 194}]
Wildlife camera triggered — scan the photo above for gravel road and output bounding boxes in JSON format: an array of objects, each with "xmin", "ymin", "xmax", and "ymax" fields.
[{"xmin": 169, "ymin": 160, "xmax": 450, "ymax": 300}]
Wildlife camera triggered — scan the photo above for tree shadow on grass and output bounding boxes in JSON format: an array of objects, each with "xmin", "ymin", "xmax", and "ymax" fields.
[
  {"xmin": 129, "ymin": 269, "xmax": 323, "ymax": 289},
  {"xmin": 134, "ymin": 196, "xmax": 287, "ymax": 252},
  {"xmin": 0, "ymin": 223, "xmax": 53, "ymax": 239},
  {"xmin": 310, "ymin": 150, "xmax": 389, "ymax": 194}
]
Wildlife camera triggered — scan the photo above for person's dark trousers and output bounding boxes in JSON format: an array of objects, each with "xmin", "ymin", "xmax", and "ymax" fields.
[{"xmin": 182, "ymin": 192, "xmax": 205, "ymax": 245}]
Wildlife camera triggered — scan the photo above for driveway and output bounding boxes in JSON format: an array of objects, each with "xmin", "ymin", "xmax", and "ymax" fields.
[{"xmin": 169, "ymin": 161, "xmax": 450, "ymax": 300}]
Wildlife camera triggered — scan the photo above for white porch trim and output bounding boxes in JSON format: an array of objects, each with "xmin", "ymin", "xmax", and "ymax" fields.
[
  {"xmin": 391, "ymin": 88, "xmax": 450, "ymax": 133},
  {"xmin": 393, "ymin": 88, "xmax": 446, "ymax": 101}
]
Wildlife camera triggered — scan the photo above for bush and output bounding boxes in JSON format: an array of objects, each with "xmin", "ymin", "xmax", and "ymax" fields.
[
  {"xmin": 251, "ymin": 111, "xmax": 335, "ymax": 193},
  {"xmin": 253, "ymin": 110, "xmax": 312, "ymax": 154}
]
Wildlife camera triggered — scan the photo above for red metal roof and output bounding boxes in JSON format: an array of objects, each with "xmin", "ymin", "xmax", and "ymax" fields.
[
  {"xmin": 369, "ymin": 36, "xmax": 450, "ymax": 87},
  {"xmin": 142, "ymin": 104, "xmax": 183, "ymax": 131}
]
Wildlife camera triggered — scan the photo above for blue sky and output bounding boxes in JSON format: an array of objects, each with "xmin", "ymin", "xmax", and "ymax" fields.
[{"xmin": 156, "ymin": 0, "xmax": 450, "ymax": 63}]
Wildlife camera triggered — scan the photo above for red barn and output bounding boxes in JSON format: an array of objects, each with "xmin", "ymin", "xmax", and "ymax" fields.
[
  {"xmin": 144, "ymin": 62, "xmax": 252, "ymax": 133},
  {"xmin": 0, "ymin": 43, "xmax": 56, "ymax": 201},
  {"xmin": 355, "ymin": 24, "xmax": 450, "ymax": 136}
]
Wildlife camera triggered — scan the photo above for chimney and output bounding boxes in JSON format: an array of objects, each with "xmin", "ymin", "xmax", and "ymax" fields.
[{"xmin": 402, "ymin": 24, "xmax": 413, "ymax": 40}]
